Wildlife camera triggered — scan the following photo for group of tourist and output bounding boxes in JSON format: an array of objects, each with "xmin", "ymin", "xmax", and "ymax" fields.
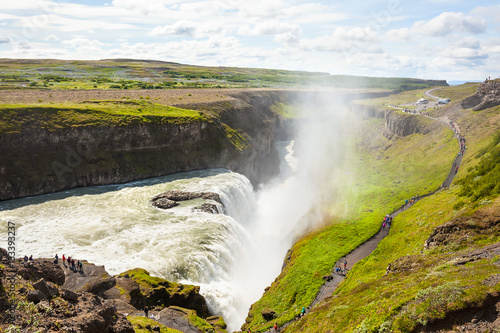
[
  {"xmin": 23, "ymin": 254, "xmax": 34, "ymax": 265},
  {"xmin": 58, "ymin": 254, "xmax": 83, "ymax": 273},
  {"xmin": 402, "ymin": 194, "xmax": 419, "ymax": 210},
  {"xmin": 334, "ymin": 259, "xmax": 348, "ymax": 276},
  {"xmin": 382, "ymin": 214, "xmax": 392, "ymax": 229}
]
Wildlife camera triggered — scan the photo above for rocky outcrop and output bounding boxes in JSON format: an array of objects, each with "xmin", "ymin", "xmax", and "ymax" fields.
[
  {"xmin": 0, "ymin": 254, "xmax": 221, "ymax": 332},
  {"xmin": 151, "ymin": 190, "xmax": 222, "ymax": 210},
  {"xmin": 461, "ymin": 79, "xmax": 500, "ymax": 111},
  {"xmin": 0, "ymin": 258, "xmax": 134, "ymax": 333},
  {"xmin": 118, "ymin": 268, "xmax": 210, "ymax": 318},
  {"xmin": 384, "ymin": 110, "xmax": 430, "ymax": 137},
  {"xmin": 17, "ymin": 259, "xmax": 66, "ymax": 285}
]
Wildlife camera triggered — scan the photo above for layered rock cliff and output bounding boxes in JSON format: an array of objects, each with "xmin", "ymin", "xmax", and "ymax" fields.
[
  {"xmin": 0, "ymin": 90, "xmax": 292, "ymax": 201},
  {"xmin": 384, "ymin": 110, "xmax": 425, "ymax": 137},
  {"xmin": 461, "ymin": 79, "xmax": 500, "ymax": 111}
]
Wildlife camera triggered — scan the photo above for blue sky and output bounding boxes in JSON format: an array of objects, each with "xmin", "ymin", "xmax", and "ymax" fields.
[{"xmin": 1, "ymin": 0, "xmax": 499, "ymax": 81}]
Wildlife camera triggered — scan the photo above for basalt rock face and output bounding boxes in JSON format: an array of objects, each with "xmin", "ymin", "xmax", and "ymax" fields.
[
  {"xmin": 384, "ymin": 110, "xmax": 428, "ymax": 137},
  {"xmin": 0, "ymin": 91, "xmax": 291, "ymax": 201},
  {"xmin": 462, "ymin": 79, "xmax": 500, "ymax": 111}
]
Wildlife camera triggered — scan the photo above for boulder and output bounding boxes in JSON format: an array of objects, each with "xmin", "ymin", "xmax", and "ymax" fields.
[
  {"xmin": 156, "ymin": 307, "xmax": 203, "ymax": 333},
  {"xmin": 61, "ymin": 289, "xmax": 79, "ymax": 303},
  {"xmin": 27, "ymin": 289, "xmax": 47, "ymax": 303},
  {"xmin": 33, "ymin": 278, "xmax": 59, "ymax": 298},
  {"xmin": 63, "ymin": 263, "xmax": 116, "ymax": 296},
  {"xmin": 118, "ymin": 268, "xmax": 210, "ymax": 318},
  {"xmin": 102, "ymin": 276, "xmax": 145, "ymax": 311},
  {"xmin": 17, "ymin": 260, "xmax": 65, "ymax": 285}
]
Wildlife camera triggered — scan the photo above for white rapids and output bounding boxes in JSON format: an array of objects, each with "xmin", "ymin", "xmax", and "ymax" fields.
[{"xmin": 0, "ymin": 141, "xmax": 310, "ymax": 332}]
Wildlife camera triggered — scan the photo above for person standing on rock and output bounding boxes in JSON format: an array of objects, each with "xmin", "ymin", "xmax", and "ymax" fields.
[
  {"xmin": 144, "ymin": 305, "xmax": 149, "ymax": 318},
  {"xmin": 62, "ymin": 254, "xmax": 65, "ymax": 266},
  {"xmin": 54, "ymin": 254, "xmax": 58, "ymax": 264}
]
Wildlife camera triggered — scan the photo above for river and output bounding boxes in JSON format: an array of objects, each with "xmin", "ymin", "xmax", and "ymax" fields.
[{"xmin": 0, "ymin": 140, "xmax": 312, "ymax": 331}]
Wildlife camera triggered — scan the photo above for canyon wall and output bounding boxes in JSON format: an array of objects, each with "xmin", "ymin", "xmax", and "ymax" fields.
[{"xmin": 0, "ymin": 91, "xmax": 292, "ymax": 201}]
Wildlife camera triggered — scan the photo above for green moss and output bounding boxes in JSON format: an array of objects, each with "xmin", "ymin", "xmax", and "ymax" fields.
[
  {"xmin": 127, "ymin": 315, "xmax": 182, "ymax": 333},
  {"xmin": 119, "ymin": 268, "xmax": 172, "ymax": 290}
]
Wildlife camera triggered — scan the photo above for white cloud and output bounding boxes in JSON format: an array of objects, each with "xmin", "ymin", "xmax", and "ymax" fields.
[
  {"xmin": 238, "ymin": 21, "xmax": 302, "ymax": 37},
  {"xmin": 44, "ymin": 34, "xmax": 60, "ymax": 42},
  {"xmin": 150, "ymin": 20, "xmax": 224, "ymax": 38},
  {"xmin": 384, "ymin": 28, "xmax": 411, "ymax": 42},
  {"xmin": 301, "ymin": 26, "xmax": 376, "ymax": 54},
  {"xmin": 414, "ymin": 12, "xmax": 486, "ymax": 36},
  {"xmin": 62, "ymin": 37, "xmax": 107, "ymax": 49}
]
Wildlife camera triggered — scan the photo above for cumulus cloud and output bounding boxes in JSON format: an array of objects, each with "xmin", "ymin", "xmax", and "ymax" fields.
[
  {"xmin": 384, "ymin": 28, "xmax": 412, "ymax": 42},
  {"xmin": 0, "ymin": 37, "xmax": 10, "ymax": 44},
  {"xmin": 44, "ymin": 34, "xmax": 60, "ymax": 42},
  {"xmin": 238, "ymin": 21, "xmax": 301, "ymax": 37},
  {"xmin": 62, "ymin": 37, "xmax": 107, "ymax": 49},
  {"xmin": 301, "ymin": 26, "xmax": 376, "ymax": 54},
  {"xmin": 149, "ymin": 20, "xmax": 223, "ymax": 38},
  {"xmin": 414, "ymin": 12, "xmax": 486, "ymax": 36}
]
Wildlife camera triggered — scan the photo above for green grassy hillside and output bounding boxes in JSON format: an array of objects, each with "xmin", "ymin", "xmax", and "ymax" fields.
[
  {"xmin": 244, "ymin": 83, "xmax": 500, "ymax": 332},
  {"xmin": 0, "ymin": 58, "xmax": 447, "ymax": 91}
]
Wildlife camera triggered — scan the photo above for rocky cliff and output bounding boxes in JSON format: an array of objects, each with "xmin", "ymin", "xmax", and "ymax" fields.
[
  {"xmin": 384, "ymin": 110, "xmax": 434, "ymax": 137},
  {"xmin": 0, "ymin": 254, "xmax": 226, "ymax": 333},
  {"xmin": 0, "ymin": 90, "xmax": 293, "ymax": 201},
  {"xmin": 461, "ymin": 79, "xmax": 500, "ymax": 111}
]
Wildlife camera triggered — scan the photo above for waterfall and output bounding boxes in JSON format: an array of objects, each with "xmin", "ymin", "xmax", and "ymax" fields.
[{"xmin": 0, "ymin": 139, "xmax": 313, "ymax": 332}]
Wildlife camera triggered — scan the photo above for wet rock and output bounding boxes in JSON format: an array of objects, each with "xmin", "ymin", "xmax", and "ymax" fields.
[
  {"xmin": 151, "ymin": 198, "xmax": 179, "ymax": 209},
  {"xmin": 194, "ymin": 202, "xmax": 220, "ymax": 214},
  {"xmin": 151, "ymin": 190, "xmax": 223, "ymax": 210}
]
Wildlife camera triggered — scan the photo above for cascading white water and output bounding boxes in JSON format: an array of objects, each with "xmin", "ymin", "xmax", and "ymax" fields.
[
  {"xmin": 0, "ymin": 92, "xmax": 354, "ymax": 332},
  {"xmin": 0, "ymin": 169, "xmax": 257, "ymax": 329},
  {"xmin": 0, "ymin": 141, "xmax": 305, "ymax": 331}
]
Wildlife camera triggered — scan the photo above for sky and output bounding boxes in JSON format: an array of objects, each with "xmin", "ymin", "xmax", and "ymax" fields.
[{"xmin": 1, "ymin": 0, "xmax": 499, "ymax": 82}]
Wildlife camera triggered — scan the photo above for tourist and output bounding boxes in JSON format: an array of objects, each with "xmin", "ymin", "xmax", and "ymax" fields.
[
  {"xmin": 62, "ymin": 254, "xmax": 65, "ymax": 265},
  {"xmin": 29, "ymin": 255, "xmax": 33, "ymax": 261},
  {"xmin": 24, "ymin": 255, "xmax": 28, "ymax": 263},
  {"xmin": 301, "ymin": 307, "xmax": 306, "ymax": 317},
  {"xmin": 274, "ymin": 323, "xmax": 278, "ymax": 331},
  {"xmin": 54, "ymin": 254, "xmax": 58, "ymax": 264},
  {"xmin": 144, "ymin": 305, "xmax": 149, "ymax": 318}
]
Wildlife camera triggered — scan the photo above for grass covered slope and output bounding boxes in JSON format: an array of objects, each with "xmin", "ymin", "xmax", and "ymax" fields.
[
  {"xmin": 242, "ymin": 101, "xmax": 458, "ymax": 332},
  {"xmin": 280, "ymin": 85, "xmax": 500, "ymax": 332},
  {"xmin": 244, "ymin": 81, "xmax": 500, "ymax": 332}
]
